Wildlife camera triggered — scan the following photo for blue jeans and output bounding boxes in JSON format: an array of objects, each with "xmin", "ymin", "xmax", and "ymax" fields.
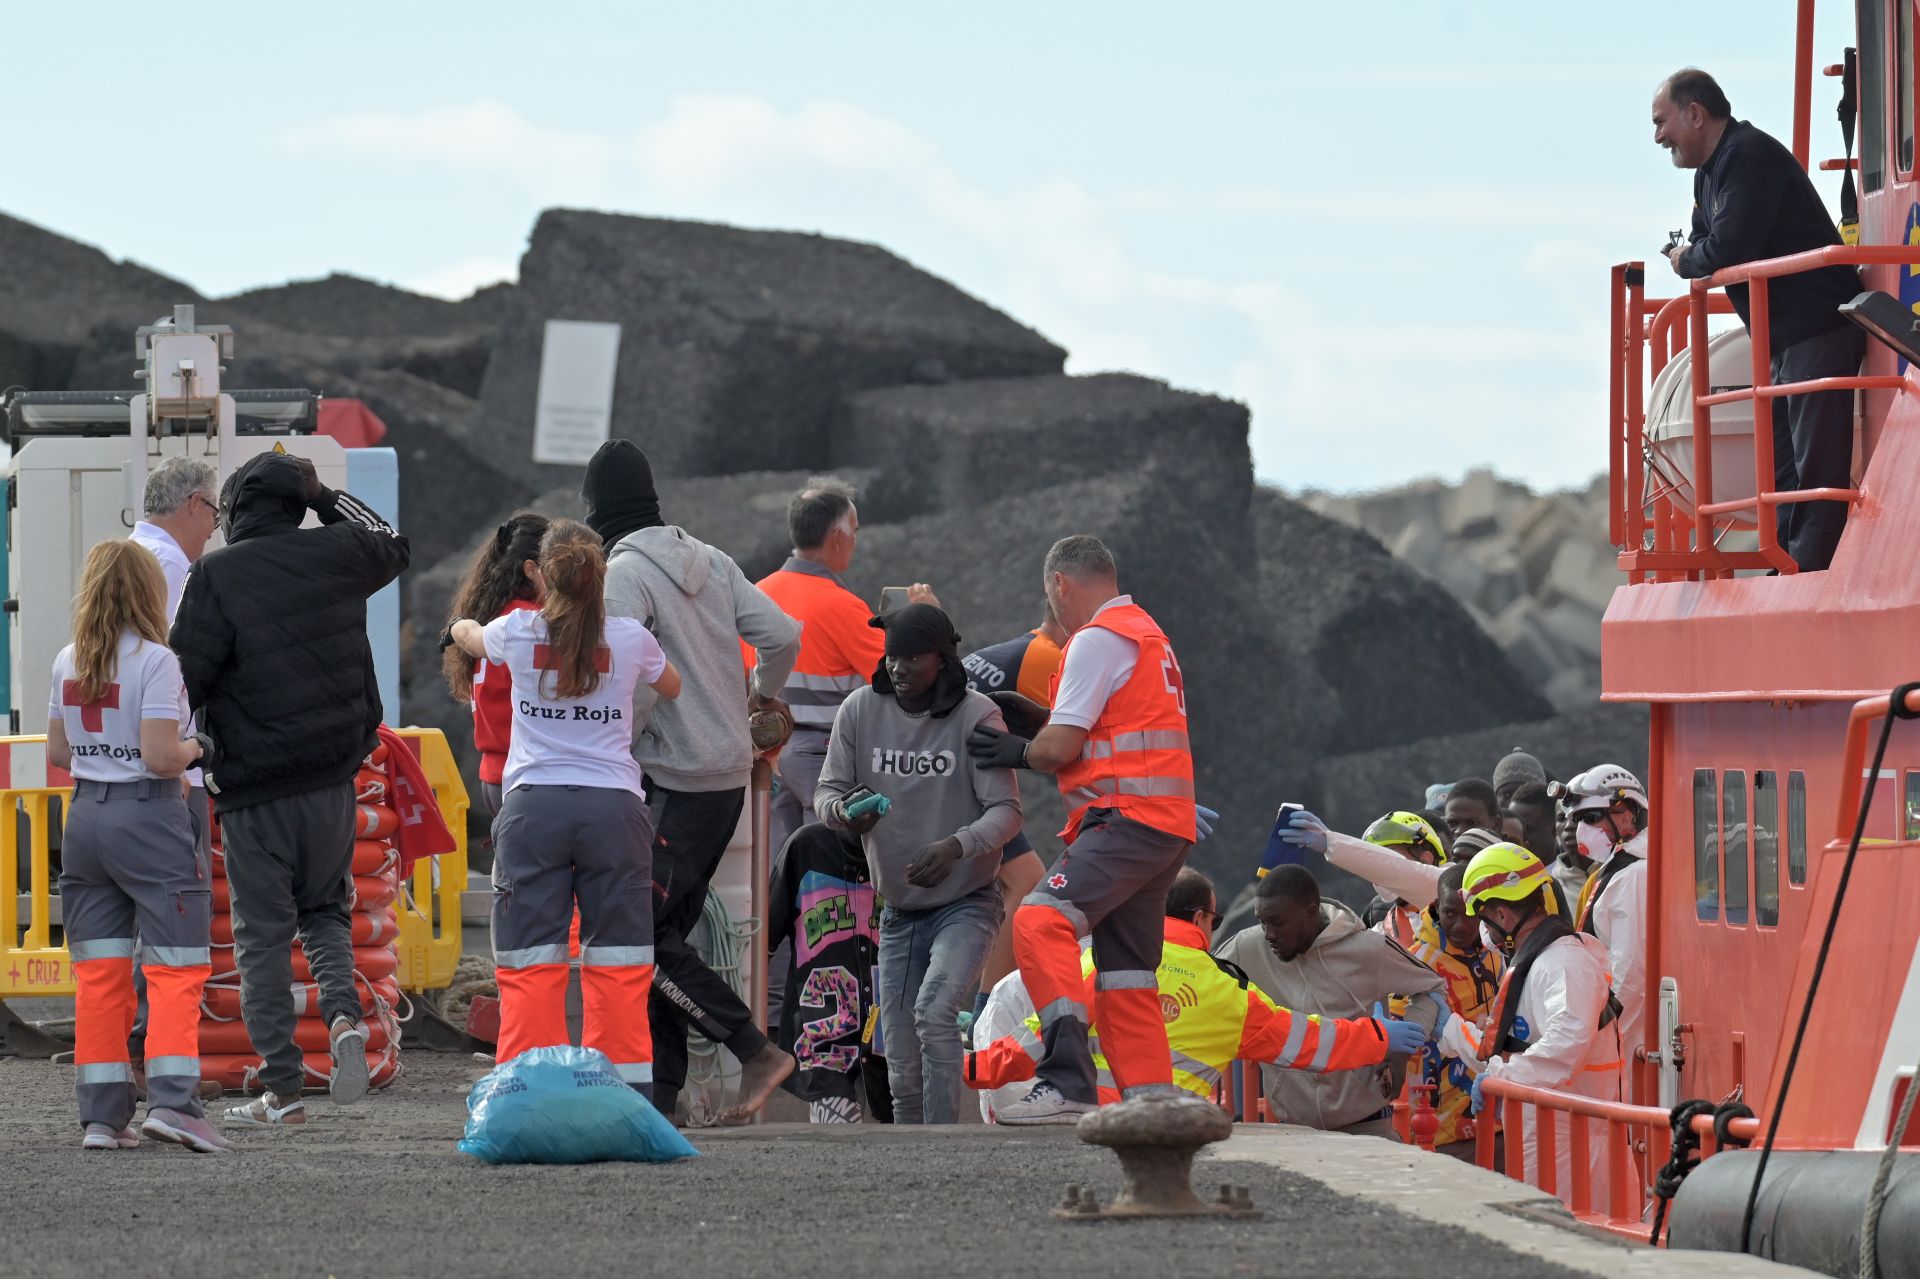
[{"xmin": 877, "ymin": 885, "xmax": 1002, "ymax": 1124}]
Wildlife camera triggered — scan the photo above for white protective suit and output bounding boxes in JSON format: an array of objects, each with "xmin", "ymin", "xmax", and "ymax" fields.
[
  {"xmin": 1581, "ymin": 830, "xmax": 1647, "ymax": 1094},
  {"xmin": 1479, "ymin": 930, "xmax": 1623, "ymax": 1207},
  {"xmin": 1325, "ymin": 830, "xmax": 1444, "ymax": 950},
  {"xmin": 973, "ymin": 969, "xmax": 1040, "ymax": 1123}
]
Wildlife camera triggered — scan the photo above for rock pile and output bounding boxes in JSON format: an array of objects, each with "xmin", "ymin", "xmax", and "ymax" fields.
[
  {"xmin": 0, "ymin": 206, "xmax": 1643, "ymax": 890},
  {"xmin": 1300, "ymin": 470, "xmax": 1619, "ymax": 712}
]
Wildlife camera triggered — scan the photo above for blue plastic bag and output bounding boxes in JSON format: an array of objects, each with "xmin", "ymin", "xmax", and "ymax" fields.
[{"xmin": 458, "ymin": 1045, "xmax": 699, "ymax": 1165}]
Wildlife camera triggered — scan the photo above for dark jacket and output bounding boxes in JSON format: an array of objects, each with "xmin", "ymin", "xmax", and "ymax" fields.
[
  {"xmin": 171, "ymin": 452, "xmax": 410, "ymax": 812},
  {"xmin": 1677, "ymin": 118, "xmax": 1860, "ymax": 349}
]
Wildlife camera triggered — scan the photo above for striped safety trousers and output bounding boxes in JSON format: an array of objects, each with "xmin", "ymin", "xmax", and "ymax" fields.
[
  {"xmin": 1012, "ymin": 808, "xmax": 1188, "ymax": 1105},
  {"xmin": 491, "ymin": 784, "xmax": 656, "ymax": 1093},
  {"xmin": 60, "ymin": 779, "xmax": 212, "ymax": 1129}
]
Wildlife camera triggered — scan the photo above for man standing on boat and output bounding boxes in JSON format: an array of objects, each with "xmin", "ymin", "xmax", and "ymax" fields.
[{"xmin": 1656, "ymin": 66, "xmax": 1865, "ymax": 572}]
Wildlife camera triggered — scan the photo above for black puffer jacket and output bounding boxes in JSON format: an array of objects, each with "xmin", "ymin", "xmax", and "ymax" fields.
[{"xmin": 171, "ymin": 452, "xmax": 410, "ymax": 812}]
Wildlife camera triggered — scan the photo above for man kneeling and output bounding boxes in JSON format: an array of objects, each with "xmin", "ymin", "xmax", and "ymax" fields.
[{"xmin": 966, "ymin": 868, "xmax": 1426, "ymax": 1117}]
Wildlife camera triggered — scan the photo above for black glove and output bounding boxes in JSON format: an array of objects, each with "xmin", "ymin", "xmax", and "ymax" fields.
[
  {"xmin": 439, "ymin": 620, "xmax": 468, "ymax": 652},
  {"xmin": 191, "ymin": 731, "xmax": 221, "ymax": 793},
  {"xmin": 986, "ymin": 690, "xmax": 1048, "ymax": 739},
  {"xmin": 967, "ymin": 725, "xmax": 1031, "ymax": 770},
  {"xmin": 905, "ymin": 837, "xmax": 964, "ymax": 888}
]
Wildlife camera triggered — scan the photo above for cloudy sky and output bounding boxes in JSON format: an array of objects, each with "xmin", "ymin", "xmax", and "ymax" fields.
[{"xmin": 5, "ymin": 2, "xmax": 1853, "ymax": 491}]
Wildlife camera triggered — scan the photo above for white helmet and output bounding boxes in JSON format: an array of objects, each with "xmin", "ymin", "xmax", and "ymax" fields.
[{"xmin": 1560, "ymin": 764, "xmax": 1648, "ymax": 816}]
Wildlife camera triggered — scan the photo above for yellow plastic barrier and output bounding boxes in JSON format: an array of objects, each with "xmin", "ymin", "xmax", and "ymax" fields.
[
  {"xmin": 0, "ymin": 787, "xmax": 75, "ymax": 999},
  {"xmin": 390, "ymin": 727, "xmax": 469, "ymax": 993},
  {"xmin": 0, "ymin": 729, "xmax": 469, "ymax": 1003}
]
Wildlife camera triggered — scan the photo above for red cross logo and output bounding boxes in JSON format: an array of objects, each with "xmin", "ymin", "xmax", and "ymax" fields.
[
  {"xmin": 533, "ymin": 643, "xmax": 611, "ymax": 673},
  {"xmin": 62, "ymin": 681, "xmax": 120, "ymax": 733},
  {"xmin": 1047, "ymin": 873, "xmax": 1068, "ymax": 890}
]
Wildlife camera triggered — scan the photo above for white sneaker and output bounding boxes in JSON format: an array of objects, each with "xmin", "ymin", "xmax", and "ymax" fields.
[
  {"xmin": 995, "ymin": 1080, "xmax": 1097, "ymax": 1126},
  {"xmin": 223, "ymin": 1090, "xmax": 307, "ymax": 1126},
  {"xmin": 142, "ymin": 1107, "xmax": 233, "ymax": 1153},
  {"xmin": 329, "ymin": 1015, "xmax": 370, "ymax": 1104},
  {"xmin": 80, "ymin": 1123, "xmax": 139, "ymax": 1150}
]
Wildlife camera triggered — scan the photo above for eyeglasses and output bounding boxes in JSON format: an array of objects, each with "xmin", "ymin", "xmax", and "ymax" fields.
[{"xmin": 1196, "ymin": 908, "xmax": 1222, "ymax": 934}]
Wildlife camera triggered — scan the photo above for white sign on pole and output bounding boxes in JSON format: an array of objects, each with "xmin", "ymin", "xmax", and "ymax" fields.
[{"xmin": 532, "ymin": 320, "xmax": 622, "ymax": 466}]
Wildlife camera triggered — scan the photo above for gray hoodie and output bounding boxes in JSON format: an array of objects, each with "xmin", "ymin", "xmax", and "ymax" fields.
[
  {"xmin": 1216, "ymin": 900, "xmax": 1442, "ymax": 1131},
  {"xmin": 604, "ymin": 525, "xmax": 801, "ymax": 793},
  {"xmin": 816, "ymin": 687, "xmax": 1021, "ymax": 911}
]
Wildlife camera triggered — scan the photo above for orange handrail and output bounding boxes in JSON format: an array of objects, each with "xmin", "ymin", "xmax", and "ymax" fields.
[
  {"xmin": 1611, "ymin": 242, "xmax": 1920, "ymax": 582},
  {"xmin": 1474, "ymin": 1074, "xmax": 1762, "ymax": 1241}
]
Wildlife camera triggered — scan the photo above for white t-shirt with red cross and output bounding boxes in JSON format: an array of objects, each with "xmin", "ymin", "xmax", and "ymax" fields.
[
  {"xmin": 483, "ymin": 610, "xmax": 667, "ymax": 795},
  {"xmin": 48, "ymin": 632, "xmax": 191, "ymax": 783}
]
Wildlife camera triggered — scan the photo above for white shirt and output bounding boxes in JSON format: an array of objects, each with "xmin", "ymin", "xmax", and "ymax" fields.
[
  {"xmin": 129, "ymin": 521, "xmax": 201, "ymax": 786},
  {"xmin": 129, "ymin": 522, "xmax": 191, "ymax": 618},
  {"xmin": 50, "ymin": 632, "xmax": 190, "ymax": 783},
  {"xmin": 1049, "ymin": 596, "xmax": 1140, "ymax": 729},
  {"xmin": 483, "ymin": 611, "xmax": 667, "ymax": 795}
]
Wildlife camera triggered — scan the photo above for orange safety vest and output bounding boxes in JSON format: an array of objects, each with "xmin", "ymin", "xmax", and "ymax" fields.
[
  {"xmin": 1050, "ymin": 601, "xmax": 1196, "ymax": 844},
  {"xmin": 752, "ymin": 561, "xmax": 885, "ymax": 729}
]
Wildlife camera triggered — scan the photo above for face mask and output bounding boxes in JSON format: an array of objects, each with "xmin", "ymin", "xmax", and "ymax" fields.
[
  {"xmin": 1478, "ymin": 921, "xmax": 1505, "ymax": 955},
  {"xmin": 1577, "ymin": 821, "xmax": 1616, "ymax": 863}
]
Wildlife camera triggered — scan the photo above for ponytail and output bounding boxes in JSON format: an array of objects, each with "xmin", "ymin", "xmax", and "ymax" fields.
[
  {"xmin": 536, "ymin": 519, "xmax": 608, "ymax": 700},
  {"xmin": 443, "ymin": 511, "xmax": 550, "ymax": 700}
]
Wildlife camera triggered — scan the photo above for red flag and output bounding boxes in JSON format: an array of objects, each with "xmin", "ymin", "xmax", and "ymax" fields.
[{"xmin": 376, "ymin": 725, "xmax": 457, "ymax": 875}]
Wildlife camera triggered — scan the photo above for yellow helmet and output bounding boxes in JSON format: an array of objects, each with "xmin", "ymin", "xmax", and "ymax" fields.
[
  {"xmin": 1461, "ymin": 843, "xmax": 1552, "ymax": 916},
  {"xmin": 1364, "ymin": 810, "xmax": 1448, "ymax": 865}
]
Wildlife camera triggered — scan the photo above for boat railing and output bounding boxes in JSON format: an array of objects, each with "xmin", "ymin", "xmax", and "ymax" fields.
[{"xmin": 1608, "ymin": 245, "xmax": 1920, "ymax": 582}]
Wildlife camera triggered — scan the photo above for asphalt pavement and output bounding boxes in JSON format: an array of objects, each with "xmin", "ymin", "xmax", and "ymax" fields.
[{"xmin": 0, "ymin": 1054, "xmax": 1804, "ymax": 1279}]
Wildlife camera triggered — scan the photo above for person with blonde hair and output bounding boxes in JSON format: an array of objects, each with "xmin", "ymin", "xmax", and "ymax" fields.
[
  {"xmin": 448, "ymin": 518, "xmax": 682, "ymax": 1094},
  {"xmin": 49, "ymin": 540, "xmax": 224, "ymax": 1152}
]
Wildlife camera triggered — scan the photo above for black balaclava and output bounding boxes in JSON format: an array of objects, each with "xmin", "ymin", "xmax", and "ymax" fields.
[
  {"xmin": 581, "ymin": 440, "xmax": 663, "ymax": 547},
  {"xmin": 869, "ymin": 603, "xmax": 968, "ymax": 718}
]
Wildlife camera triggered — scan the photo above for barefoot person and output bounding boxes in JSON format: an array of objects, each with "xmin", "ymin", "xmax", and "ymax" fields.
[{"xmin": 583, "ymin": 440, "xmax": 801, "ymax": 1122}]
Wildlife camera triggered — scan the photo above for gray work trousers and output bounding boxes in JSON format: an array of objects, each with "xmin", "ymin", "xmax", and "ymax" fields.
[
  {"xmin": 130, "ymin": 785, "xmax": 211, "ymax": 1058},
  {"xmin": 220, "ymin": 781, "xmax": 358, "ymax": 1099},
  {"xmin": 61, "ymin": 779, "xmax": 211, "ymax": 1128}
]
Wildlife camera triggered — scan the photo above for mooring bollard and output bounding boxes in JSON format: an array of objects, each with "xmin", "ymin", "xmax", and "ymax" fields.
[{"xmin": 1053, "ymin": 1093, "xmax": 1261, "ymax": 1220}]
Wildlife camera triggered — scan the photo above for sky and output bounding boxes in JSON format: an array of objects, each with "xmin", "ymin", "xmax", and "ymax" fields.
[{"xmin": 1, "ymin": 2, "xmax": 1856, "ymax": 492}]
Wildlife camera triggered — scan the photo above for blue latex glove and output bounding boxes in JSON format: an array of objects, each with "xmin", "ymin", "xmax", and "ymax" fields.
[
  {"xmin": 1195, "ymin": 804, "xmax": 1219, "ymax": 841},
  {"xmin": 1257, "ymin": 804, "xmax": 1310, "ymax": 877},
  {"xmin": 1469, "ymin": 1073, "xmax": 1488, "ymax": 1116},
  {"xmin": 1372, "ymin": 1001, "xmax": 1427, "ymax": 1057},
  {"xmin": 1277, "ymin": 807, "xmax": 1328, "ymax": 855}
]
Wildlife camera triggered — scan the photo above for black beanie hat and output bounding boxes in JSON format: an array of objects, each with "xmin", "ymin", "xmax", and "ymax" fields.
[
  {"xmin": 581, "ymin": 440, "xmax": 663, "ymax": 546},
  {"xmin": 868, "ymin": 604, "xmax": 969, "ymax": 717}
]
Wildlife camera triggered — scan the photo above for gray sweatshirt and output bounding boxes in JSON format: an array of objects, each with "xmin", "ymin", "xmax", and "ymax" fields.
[
  {"xmin": 605, "ymin": 525, "xmax": 801, "ymax": 793},
  {"xmin": 816, "ymin": 686, "xmax": 1022, "ymax": 911},
  {"xmin": 1216, "ymin": 901, "xmax": 1442, "ymax": 1131}
]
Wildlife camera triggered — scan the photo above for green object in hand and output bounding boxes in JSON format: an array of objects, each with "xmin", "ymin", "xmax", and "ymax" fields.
[{"xmin": 846, "ymin": 792, "xmax": 892, "ymax": 819}]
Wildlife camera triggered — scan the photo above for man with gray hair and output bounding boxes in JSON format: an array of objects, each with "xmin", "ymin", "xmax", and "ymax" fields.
[
  {"xmin": 126, "ymin": 456, "xmax": 219, "ymax": 1074},
  {"xmin": 755, "ymin": 480, "xmax": 936, "ymax": 853},
  {"xmin": 967, "ymin": 534, "xmax": 1197, "ymax": 1123},
  {"xmin": 131, "ymin": 458, "xmax": 219, "ymax": 615}
]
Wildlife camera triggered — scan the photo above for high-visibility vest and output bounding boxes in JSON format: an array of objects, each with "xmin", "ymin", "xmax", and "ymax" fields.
[
  {"xmin": 1050, "ymin": 602, "xmax": 1196, "ymax": 843},
  {"xmin": 753, "ymin": 560, "xmax": 884, "ymax": 729}
]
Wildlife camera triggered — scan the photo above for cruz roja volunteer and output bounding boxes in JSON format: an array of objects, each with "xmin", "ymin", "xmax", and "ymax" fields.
[
  {"xmin": 815, "ymin": 603, "xmax": 1019, "ymax": 1124},
  {"xmin": 49, "ymin": 541, "xmax": 226, "ymax": 1152},
  {"xmin": 448, "ymin": 519, "xmax": 682, "ymax": 1095},
  {"xmin": 967, "ymin": 534, "xmax": 1198, "ymax": 1124}
]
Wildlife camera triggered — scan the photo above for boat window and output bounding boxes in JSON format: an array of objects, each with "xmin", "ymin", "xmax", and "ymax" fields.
[
  {"xmin": 1694, "ymin": 768, "xmax": 1719, "ymax": 921},
  {"xmin": 1902, "ymin": 0, "xmax": 1916, "ymax": 172},
  {"xmin": 1906, "ymin": 770, "xmax": 1920, "ymax": 841},
  {"xmin": 1863, "ymin": 0, "xmax": 1890, "ymax": 190},
  {"xmin": 1723, "ymin": 771, "xmax": 1750, "ymax": 925},
  {"xmin": 1755, "ymin": 771, "xmax": 1781, "ymax": 926},
  {"xmin": 1788, "ymin": 771, "xmax": 1808, "ymax": 885}
]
